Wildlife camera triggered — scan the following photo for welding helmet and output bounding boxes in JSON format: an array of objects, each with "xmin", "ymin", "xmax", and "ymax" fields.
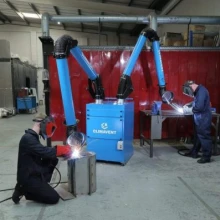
[
  {"xmin": 182, "ymin": 80, "xmax": 195, "ymax": 97},
  {"xmin": 33, "ymin": 113, "xmax": 57, "ymax": 139}
]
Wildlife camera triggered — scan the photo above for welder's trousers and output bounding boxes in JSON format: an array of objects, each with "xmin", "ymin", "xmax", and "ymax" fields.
[
  {"xmin": 192, "ymin": 113, "xmax": 212, "ymax": 159},
  {"xmin": 23, "ymin": 176, "xmax": 59, "ymax": 204},
  {"xmin": 23, "ymin": 160, "xmax": 59, "ymax": 204}
]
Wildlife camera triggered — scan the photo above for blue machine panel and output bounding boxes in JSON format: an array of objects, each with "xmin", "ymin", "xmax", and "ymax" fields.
[
  {"xmin": 87, "ymin": 117, "xmax": 123, "ymax": 139},
  {"xmin": 86, "ymin": 101, "xmax": 134, "ymax": 164}
]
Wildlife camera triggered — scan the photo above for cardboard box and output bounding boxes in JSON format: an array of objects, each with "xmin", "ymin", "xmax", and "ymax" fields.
[
  {"xmin": 162, "ymin": 32, "xmax": 183, "ymax": 46},
  {"xmin": 192, "ymin": 38, "xmax": 203, "ymax": 47},
  {"xmin": 173, "ymin": 40, "xmax": 185, "ymax": 46},
  {"xmin": 203, "ymin": 39, "xmax": 215, "ymax": 47},
  {"xmin": 184, "ymin": 38, "xmax": 203, "ymax": 47},
  {"xmin": 189, "ymin": 25, "xmax": 206, "ymax": 32},
  {"xmin": 183, "ymin": 31, "xmax": 204, "ymax": 40}
]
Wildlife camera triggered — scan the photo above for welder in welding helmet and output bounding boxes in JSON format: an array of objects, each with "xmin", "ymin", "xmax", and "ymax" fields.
[
  {"xmin": 182, "ymin": 81, "xmax": 212, "ymax": 164},
  {"xmin": 33, "ymin": 113, "xmax": 57, "ymax": 139},
  {"xmin": 12, "ymin": 112, "xmax": 72, "ymax": 205},
  {"xmin": 182, "ymin": 80, "xmax": 195, "ymax": 97}
]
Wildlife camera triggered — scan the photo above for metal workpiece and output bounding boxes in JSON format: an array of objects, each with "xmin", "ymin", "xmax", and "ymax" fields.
[{"xmin": 67, "ymin": 152, "xmax": 96, "ymax": 196}]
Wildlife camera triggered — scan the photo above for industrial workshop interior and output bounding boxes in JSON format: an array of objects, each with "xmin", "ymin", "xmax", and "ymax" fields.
[{"xmin": 1, "ymin": 0, "xmax": 220, "ymax": 219}]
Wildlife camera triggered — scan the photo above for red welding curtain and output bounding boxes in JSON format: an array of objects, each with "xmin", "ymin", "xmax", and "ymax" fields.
[{"xmin": 49, "ymin": 50, "xmax": 220, "ymax": 142}]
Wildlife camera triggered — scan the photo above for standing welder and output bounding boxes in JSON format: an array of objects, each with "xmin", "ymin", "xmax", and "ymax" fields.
[
  {"xmin": 182, "ymin": 81, "xmax": 212, "ymax": 163},
  {"xmin": 12, "ymin": 113, "xmax": 72, "ymax": 204}
]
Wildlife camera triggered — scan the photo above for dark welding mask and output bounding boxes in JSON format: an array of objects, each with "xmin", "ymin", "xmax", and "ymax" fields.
[
  {"xmin": 182, "ymin": 80, "xmax": 194, "ymax": 97},
  {"xmin": 33, "ymin": 115, "xmax": 57, "ymax": 139}
]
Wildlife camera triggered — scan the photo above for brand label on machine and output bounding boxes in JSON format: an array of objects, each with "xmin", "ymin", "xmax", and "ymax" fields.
[{"xmin": 93, "ymin": 122, "xmax": 117, "ymax": 135}]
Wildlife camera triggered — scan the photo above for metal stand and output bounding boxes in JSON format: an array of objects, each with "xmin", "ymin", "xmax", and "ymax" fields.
[{"xmin": 140, "ymin": 110, "xmax": 220, "ymax": 158}]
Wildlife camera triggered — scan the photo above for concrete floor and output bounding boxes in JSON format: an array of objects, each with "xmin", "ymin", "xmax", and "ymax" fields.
[{"xmin": 0, "ymin": 110, "xmax": 220, "ymax": 220}]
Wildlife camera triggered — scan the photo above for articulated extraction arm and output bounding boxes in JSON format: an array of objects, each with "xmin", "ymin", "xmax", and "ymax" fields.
[
  {"xmin": 116, "ymin": 28, "xmax": 174, "ymax": 105},
  {"xmin": 54, "ymin": 35, "xmax": 105, "ymax": 137}
]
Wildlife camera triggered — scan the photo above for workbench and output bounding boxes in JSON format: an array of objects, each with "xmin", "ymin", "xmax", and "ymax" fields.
[{"xmin": 140, "ymin": 110, "xmax": 220, "ymax": 158}]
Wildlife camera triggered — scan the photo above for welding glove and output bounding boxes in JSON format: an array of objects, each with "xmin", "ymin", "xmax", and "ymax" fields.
[
  {"xmin": 55, "ymin": 145, "xmax": 72, "ymax": 157},
  {"xmin": 183, "ymin": 102, "xmax": 193, "ymax": 115}
]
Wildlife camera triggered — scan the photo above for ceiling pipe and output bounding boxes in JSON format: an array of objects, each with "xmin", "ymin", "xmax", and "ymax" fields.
[
  {"xmin": 41, "ymin": 12, "xmax": 220, "ymax": 37},
  {"xmin": 160, "ymin": 0, "xmax": 182, "ymax": 16},
  {"xmin": 50, "ymin": 16, "xmax": 149, "ymax": 23},
  {"xmin": 49, "ymin": 15, "xmax": 220, "ymax": 24}
]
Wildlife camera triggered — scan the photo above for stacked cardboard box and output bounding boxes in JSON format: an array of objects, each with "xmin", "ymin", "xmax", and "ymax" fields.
[
  {"xmin": 183, "ymin": 25, "xmax": 205, "ymax": 46},
  {"xmin": 161, "ymin": 32, "xmax": 183, "ymax": 46}
]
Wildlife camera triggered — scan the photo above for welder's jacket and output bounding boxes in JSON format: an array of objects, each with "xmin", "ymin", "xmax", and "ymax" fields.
[
  {"xmin": 192, "ymin": 85, "xmax": 211, "ymax": 124},
  {"xmin": 17, "ymin": 129, "xmax": 57, "ymax": 185}
]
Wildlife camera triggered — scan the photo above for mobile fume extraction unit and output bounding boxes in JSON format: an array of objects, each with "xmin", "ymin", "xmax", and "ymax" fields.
[{"xmin": 53, "ymin": 28, "xmax": 175, "ymax": 165}]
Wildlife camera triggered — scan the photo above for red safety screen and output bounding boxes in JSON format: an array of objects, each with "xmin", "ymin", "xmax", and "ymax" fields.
[{"xmin": 49, "ymin": 50, "xmax": 220, "ymax": 142}]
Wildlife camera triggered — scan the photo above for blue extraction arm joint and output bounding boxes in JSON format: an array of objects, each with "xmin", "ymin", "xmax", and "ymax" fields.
[{"xmin": 116, "ymin": 28, "xmax": 174, "ymax": 103}]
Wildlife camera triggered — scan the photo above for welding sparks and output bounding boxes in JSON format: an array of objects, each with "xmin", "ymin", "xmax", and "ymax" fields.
[
  {"xmin": 169, "ymin": 102, "xmax": 184, "ymax": 114},
  {"xmin": 72, "ymin": 149, "xmax": 80, "ymax": 158},
  {"xmin": 177, "ymin": 107, "xmax": 184, "ymax": 114}
]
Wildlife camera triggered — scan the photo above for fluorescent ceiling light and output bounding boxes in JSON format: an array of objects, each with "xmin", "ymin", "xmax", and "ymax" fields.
[{"xmin": 20, "ymin": 12, "xmax": 41, "ymax": 19}]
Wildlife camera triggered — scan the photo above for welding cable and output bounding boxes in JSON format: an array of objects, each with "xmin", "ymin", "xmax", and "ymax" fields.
[
  {"xmin": 177, "ymin": 148, "xmax": 191, "ymax": 156},
  {"xmin": 52, "ymin": 166, "xmax": 62, "ymax": 189},
  {"xmin": 0, "ymin": 197, "xmax": 12, "ymax": 204},
  {"xmin": 0, "ymin": 166, "xmax": 63, "ymax": 203}
]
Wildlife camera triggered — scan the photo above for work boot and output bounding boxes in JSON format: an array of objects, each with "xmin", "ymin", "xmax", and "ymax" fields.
[
  {"xmin": 12, "ymin": 184, "xmax": 23, "ymax": 204},
  {"xmin": 197, "ymin": 157, "xmax": 211, "ymax": 164}
]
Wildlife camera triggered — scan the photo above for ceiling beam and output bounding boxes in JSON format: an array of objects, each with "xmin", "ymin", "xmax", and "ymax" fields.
[
  {"xmin": 149, "ymin": 0, "xmax": 171, "ymax": 11},
  {"xmin": 77, "ymin": 9, "xmax": 84, "ymax": 32},
  {"xmin": 4, "ymin": 0, "xmax": 29, "ymax": 25},
  {"xmin": 0, "ymin": 10, "xmax": 11, "ymax": 23},
  {"xmin": 12, "ymin": 0, "xmax": 154, "ymax": 15},
  {"xmin": 116, "ymin": 0, "xmax": 135, "ymax": 36},
  {"xmin": 128, "ymin": 0, "xmax": 135, "ymax": 6},
  {"xmin": 29, "ymin": 3, "xmax": 41, "ymax": 18},
  {"xmin": 53, "ymin": 6, "xmax": 66, "ymax": 29}
]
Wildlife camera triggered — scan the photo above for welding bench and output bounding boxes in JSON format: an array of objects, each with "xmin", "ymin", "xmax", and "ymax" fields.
[{"xmin": 140, "ymin": 110, "xmax": 220, "ymax": 158}]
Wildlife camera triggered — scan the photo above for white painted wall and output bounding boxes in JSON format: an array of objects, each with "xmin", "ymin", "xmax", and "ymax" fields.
[
  {"xmin": 159, "ymin": 0, "xmax": 220, "ymax": 36},
  {"xmin": 0, "ymin": 24, "xmax": 136, "ymax": 102}
]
